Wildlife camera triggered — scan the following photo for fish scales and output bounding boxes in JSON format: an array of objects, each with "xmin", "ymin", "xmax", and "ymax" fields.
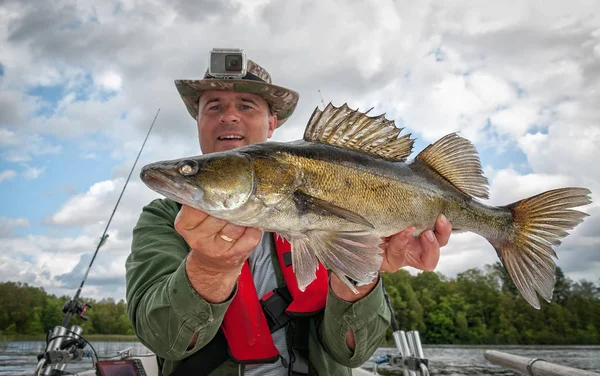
[{"xmin": 251, "ymin": 144, "xmax": 511, "ymax": 241}]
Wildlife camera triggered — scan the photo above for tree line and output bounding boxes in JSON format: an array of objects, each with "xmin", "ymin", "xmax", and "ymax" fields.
[{"xmin": 1, "ymin": 262, "xmax": 598, "ymax": 345}]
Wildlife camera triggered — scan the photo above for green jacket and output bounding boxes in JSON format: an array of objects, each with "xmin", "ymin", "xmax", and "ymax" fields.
[{"xmin": 125, "ymin": 198, "xmax": 391, "ymax": 375}]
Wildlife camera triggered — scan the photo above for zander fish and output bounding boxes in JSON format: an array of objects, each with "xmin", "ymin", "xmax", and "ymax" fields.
[{"xmin": 140, "ymin": 103, "xmax": 592, "ymax": 309}]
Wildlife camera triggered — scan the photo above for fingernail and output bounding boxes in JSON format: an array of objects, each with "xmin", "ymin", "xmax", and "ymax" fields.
[
  {"xmin": 439, "ymin": 214, "xmax": 447, "ymax": 225},
  {"xmin": 425, "ymin": 230, "xmax": 435, "ymax": 242}
]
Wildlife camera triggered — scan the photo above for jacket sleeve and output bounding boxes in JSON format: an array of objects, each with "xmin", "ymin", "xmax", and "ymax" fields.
[
  {"xmin": 317, "ymin": 277, "xmax": 391, "ymax": 367},
  {"xmin": 125, "ymin": 198, "xmax": 235, "ymax": 360}
]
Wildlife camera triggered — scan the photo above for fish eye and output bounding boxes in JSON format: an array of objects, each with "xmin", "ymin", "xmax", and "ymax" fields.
[{"xmin": 178, "ymin": 160, "xmax": 199, "ymax": 176}]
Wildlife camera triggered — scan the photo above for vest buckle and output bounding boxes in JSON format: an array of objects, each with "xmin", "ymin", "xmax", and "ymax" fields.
[{"xmin": 260, "ymin": 287, "xmax": 293, "ymax": 332}]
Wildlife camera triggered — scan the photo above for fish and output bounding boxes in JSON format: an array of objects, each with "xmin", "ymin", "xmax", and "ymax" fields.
[{"xmin": 140, "ymin": 102, "xmax": 592, "ymax": 309}]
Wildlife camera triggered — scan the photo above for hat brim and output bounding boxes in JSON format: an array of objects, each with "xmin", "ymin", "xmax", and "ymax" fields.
[{"xmin": 174, "ymin": 79, "xmax": 299, "ymax": 128}]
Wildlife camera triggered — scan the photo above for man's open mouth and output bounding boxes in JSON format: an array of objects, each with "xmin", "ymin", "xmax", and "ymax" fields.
[{"xmin": 218, "ymin": 135, "xmax": 244, "ymax": 140}]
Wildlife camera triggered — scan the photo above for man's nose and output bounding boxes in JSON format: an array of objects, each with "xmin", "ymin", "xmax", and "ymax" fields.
[{"xmin": 219, "ymin": 104, "xmax": 241, "ymax": 123}]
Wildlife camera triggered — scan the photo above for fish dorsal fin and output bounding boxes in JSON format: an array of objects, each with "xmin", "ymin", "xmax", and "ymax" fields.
[
  {"xmin": 416, "ymin": 133, "xmax": 489, "ymax": 199},
  {"xmin": 304, "ymin": 103, "xmax": 415, "ymax": 162}
]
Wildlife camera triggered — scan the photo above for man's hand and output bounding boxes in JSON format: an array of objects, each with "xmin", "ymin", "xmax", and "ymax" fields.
[
  {"xmin": 333, "ymin": 216, "xmax": 451, "ymax": 353},
  {"xmin": 174, "ymin": 205, "xmax": 263, "ymax": 303},
  {"xmin": 379, "ymin": 214, "xmax": 451, "ymax": 273}
]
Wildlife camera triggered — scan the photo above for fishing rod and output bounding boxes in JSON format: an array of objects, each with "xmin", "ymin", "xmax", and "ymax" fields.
[
  {"xmin": 35, "ymin": 109, "xmax": 161, "ymax": 376},
  {"xmin": 318, "ymin": 89, "xmax": 326, "ymax": 108},
  {"xmin": 61, "ymin": 108, "xmax": 161, "ymax": 326}
]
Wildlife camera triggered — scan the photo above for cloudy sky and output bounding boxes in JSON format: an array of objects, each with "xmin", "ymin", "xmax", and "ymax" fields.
[{"xmin": 1, "ymin": 0, "xmax": 599, "ymax": 302}]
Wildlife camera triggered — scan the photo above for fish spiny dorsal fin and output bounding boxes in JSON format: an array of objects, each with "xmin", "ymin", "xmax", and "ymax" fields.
[
  {"xmin": 304, "ymin": 103, "xmax": 415, "ymax": 162},
  {"xmin": 415, "ymin": 133, "xmax": 490, "ymax": 199}
]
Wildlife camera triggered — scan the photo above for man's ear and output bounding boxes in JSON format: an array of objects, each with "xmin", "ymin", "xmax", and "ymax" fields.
[{"xmin": 267, "ymin": 115, "xmax": 277, "ymax": 138}]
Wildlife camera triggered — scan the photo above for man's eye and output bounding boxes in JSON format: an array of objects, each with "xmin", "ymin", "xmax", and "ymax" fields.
[
  {"xmin": 208, "ymin": 105, "xmax": 221, "ymax": 111},
  {"xmin": 240, "ymin": 104, "xmax": 251, "ymax": 110}
]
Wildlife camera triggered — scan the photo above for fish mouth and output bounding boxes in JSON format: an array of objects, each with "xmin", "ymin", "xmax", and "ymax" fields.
[
  {"xmin": 140, "ymin": 167, "xmax": 202, "ymax": 204},
  {"xmin": 140, "ymin": 168, "xmax": 178, "ymax": 196}
]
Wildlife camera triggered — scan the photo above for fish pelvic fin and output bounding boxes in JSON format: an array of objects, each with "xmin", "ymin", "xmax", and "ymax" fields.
[
  {"xmin": 492, "ymin": 187, "xmax": 592, "ymax": 309},
  {"xmin": 415, "ymin": 133, "xmax": 489, "ymax": 199},
  {"xmin": 303, "ymin": 103, "xmax": 415, "ymax": 162},
  {"xmin": 290, "ymin": 231, "xmax": 383, "ymax": 294}
]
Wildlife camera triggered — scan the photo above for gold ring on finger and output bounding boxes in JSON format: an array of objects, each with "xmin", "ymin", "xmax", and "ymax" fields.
[{"xmin": 219, "ymin": 233, "xmax": 234, "ymax": 243}]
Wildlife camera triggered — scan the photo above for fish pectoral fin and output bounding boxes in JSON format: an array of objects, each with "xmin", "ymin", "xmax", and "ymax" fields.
[
  {"xmin": 293, "ymin": 190, "xmax": 374, "ymax": 229},
  {"xmin": 292, "ymin": 230, "xmax": 383, "ymax": 294},
  {"xmin": 414, "ymin": 133, "xmax": 489, "ymax": 199}
]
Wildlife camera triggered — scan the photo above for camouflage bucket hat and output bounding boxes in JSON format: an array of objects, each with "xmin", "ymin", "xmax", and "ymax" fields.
[{"xmin": 174, "ymin": 60, "xmax": 299, "ymax": 128}]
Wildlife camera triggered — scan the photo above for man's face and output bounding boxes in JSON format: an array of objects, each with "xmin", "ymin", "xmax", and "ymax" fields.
[{"xmin": 196, "ymin": 90, "xmax": 277, "ymax": 154}]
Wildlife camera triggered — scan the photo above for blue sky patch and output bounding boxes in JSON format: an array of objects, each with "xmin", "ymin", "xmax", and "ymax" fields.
[
  {"xmin": 0, "ymin": 134, "xmax": 121, "ymax": 237},
  {"xmin": 27, "ymin": 84, "xmax": 66, "ymax": 116},
  {"xmin": 25, "ymin": 72, "xmax": 118, "ymax": 117},
  {"xmin": 27, "ymin": 84, "xmax": 64, "ymax": 101}
]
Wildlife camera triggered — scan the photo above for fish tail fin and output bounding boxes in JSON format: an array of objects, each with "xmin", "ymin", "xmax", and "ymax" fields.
[{"xmin": 490, "ymin": 187, "xmax": 592, "ymax": 309}]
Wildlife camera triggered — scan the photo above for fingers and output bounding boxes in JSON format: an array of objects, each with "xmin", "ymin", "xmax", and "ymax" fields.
[
  {"xmin": 434, "ymin": 214, "xmax": 452, "ymax": 247},
  {"xmin": 230, "ymin": 227, "xmax": 263, "ymax": 253},
  {"xmin": 379, "ymin": 227, "xmax": 414, "ymax": 272},
  {"xmin": 380, "ymin": 215, "xmax": 451, "ymax": 273},
  {"xmin": 412, "ymin": 229, "xmax": 440, "ymax": 271},
  {"xmin": 175, "ymin": 205, "xmax": 241, "ymax": 245},
  {"xmin": 407, "ymin": 215, "xmax": 450, "ymax": 271},
  {"xmin": 174, "ymin": 205, "xmax": 260, "ymax": 274},
  {"xmin": 218, "ymin": 222, "xmax": 247, "ymax": 243},
  {"xmin": 174, "ymin": 205, "xmax": 209, "ymax": 232}
]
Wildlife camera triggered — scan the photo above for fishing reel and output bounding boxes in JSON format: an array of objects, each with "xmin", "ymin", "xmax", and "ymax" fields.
[{"xmin": 62, "ymin": 299, "xmax": 92, "ymax": 322}]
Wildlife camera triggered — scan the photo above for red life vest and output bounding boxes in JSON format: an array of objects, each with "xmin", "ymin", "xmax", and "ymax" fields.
[{"xmin": 220, "ymin": 233, "xmax": 329, "ymax": 364}]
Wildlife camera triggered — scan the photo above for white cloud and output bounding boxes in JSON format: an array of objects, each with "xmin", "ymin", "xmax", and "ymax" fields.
[
  {"xmin": 21, "ymin": 164, "xmax": 44, "ymax": 179},
  {"xmin": 94, "ymin": 70, "xmax": 122, "ymax": 91},
  {"xmin": 0, "ymin": 216, "xmax": 28, "ymax": 236},
  {"xmin": 0, "ymin": 169, "xmax": 17, "ymax": 182},
  {"xmin": 0, "ymin": 164, "xmax": 44, "ymax": 182},
  {"xmin": 0, "ymin": 130, "xmax": 62, "ymax": 162},
  {"xmin": 490, "ymin": 104, "xmax": 540, "ymax": 138},
  {"xmin": 48, "ymin": 178, "xmax": 160, "ymax": 228},
  {"xmin": 1, "ymin": 175, "xmax": 162, "ymax": 300},
  {"xmin": 0, "ymin": 128, "xmax": 18, "ymax": 146}
]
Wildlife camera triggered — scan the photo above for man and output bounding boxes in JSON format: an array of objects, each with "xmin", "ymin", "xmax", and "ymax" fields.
[{"xmin": 126, "ymin": 53, "xmax": 452, "ymax": 376}]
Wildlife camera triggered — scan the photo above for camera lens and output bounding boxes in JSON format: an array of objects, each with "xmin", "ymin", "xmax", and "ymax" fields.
[{"xmin": 225, "ymin": 55, "xmax": 242, "ymax": 72}]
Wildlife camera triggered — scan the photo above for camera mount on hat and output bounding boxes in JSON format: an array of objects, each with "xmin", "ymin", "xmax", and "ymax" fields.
[{"xmin": 208, "ymin": 48, "xmax": 247, "ymax": 79}]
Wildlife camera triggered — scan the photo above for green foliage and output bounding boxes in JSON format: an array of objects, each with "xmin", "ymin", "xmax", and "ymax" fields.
[
  {"xmin": 1, "ymin": 263, "xmax": 599, "ymax": 345},
  {"xmin": 0, "ymin": 282, "xmax": 133, "ymax": 336},
  {"xmin": 380, "ymin": 263, "xmax": 600, "ymax": 345}
]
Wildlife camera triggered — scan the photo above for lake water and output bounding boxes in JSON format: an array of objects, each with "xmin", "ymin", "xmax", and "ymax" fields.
[{"xmin": 1, "ymin": 341, "xmax": 599, "ymax": 375}]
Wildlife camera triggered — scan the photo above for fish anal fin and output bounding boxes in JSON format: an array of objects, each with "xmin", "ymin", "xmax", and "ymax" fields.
[
  {"xmin": 415, "ymin": 133, "xmax": 489, "ymax": 199},
  {"xmin": 290, "ymin": 231, "xmax": 383, "ymax": 293},
  {"xmin": 293, "ymin": 190, "xmax": 374, "ymax": 229},
  {"xmin": 304, "ymin": 103, "xmax": 415, "ymax": 162}
]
